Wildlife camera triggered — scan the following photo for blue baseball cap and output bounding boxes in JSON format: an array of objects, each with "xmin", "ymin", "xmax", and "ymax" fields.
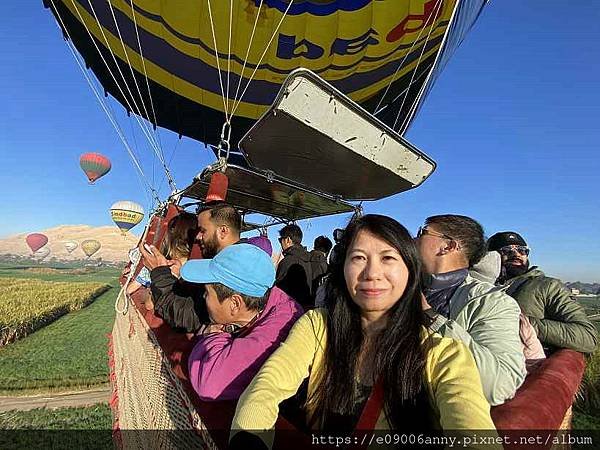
[{"xmin": 180, "ymin": 243, "xmax": 275, "ymax": 297}]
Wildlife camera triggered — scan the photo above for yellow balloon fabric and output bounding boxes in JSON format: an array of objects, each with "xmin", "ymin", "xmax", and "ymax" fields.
[
  {"xmin": 81, "ymin": 239, "xmax": 102, "ymax": 258},
  {"xmin": 46, "ymin": 0, "xmax": 482, "ymax": 145}
]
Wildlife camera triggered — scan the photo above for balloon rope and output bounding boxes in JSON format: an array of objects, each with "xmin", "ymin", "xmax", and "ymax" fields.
[
  {"xmin": 206, "ymin": 0, "xmax": 231, "ymax": 122},
  {"xmin": 107, "ymin": 0, "xmax": 177, "ymax": 190},
  {"xmin": 115, "ymin": 284, "xmax": 129, "ymax": 315},
  {"xmin": 66, "ymin": 0, "xmax": 169, "ymax": 184},
  {"xmin": 225, "ymin": 0, "xmax": 234, "ymax": 116},
  {"xmin": 373, "ymin": 0, "xmax": 443, "ymax": 118},
  {"xmin": 50, "ymin": 0, "xmax": 160, "ymax": 204},
  {"xmin": 105, "ymin": 0, "xmax": 157, "ymax": 153},
  {"xmin": 393, "ymin": 0, "xmax": 445, "ymax": 131},
  {"xmin": 397, "ymin": 0, "xmax": 464, "ymax": 134},
  {"xmin": 67, "ymin": 40, "xmax": 160, "ymax": 204},
  {"xmin": 230, "ymin": 0, "xmax": 295, "ymax": 118},
  {"xmin": 82, "ymin": 0, "xmax": 172, "ymax": 182},
  {"xmin": 231, "ymin": 0, "xmax": 265, "ymax": 115},
  {"xmin": 85, "ymin": 0, "xmax": 162, "ymax": 157},
  {"xmin": 128, "ymin": 0, "xmax": 160, "ymax": 147}
]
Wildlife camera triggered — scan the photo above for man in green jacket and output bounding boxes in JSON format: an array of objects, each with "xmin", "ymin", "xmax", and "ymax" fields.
[
  {"xmin": 488, "ymin": 231, "xmax": 598, "ymax": 354},
  {"xmin": 417, "ymin": 215, "xmax": 526, "ymax": 406}
]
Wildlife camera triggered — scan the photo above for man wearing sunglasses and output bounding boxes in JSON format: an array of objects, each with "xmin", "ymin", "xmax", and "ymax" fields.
[
  {"xmin": 488, "ymin": 232, "xmax": 597, "ymax": 354},
  {"xmin": 416, "ymin": 215, "xmax": 526, "ymax": 406}
]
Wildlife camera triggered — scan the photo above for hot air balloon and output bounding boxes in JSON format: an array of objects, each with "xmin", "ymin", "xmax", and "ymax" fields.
[
  {"xmin": 26, "ymin": 233, "xmax": 48, "ymax": 253},
  {"xmin": 80, "ymin": 152, "xmax": 111, "ymax": 184},
  {"xmin": 33, "ymin": 247, "xmax": 51, "ymax": 261},
  {"xmin": 110, "ymin": 201, "xmax": 144, "ymax": 235},
  {"xmin": 81, "ymin": 239, "xmax": 101, "ymax": 258},
  {"xmin": 64, "ymin": 241, "xmax": 79, "ymax": 254},
  {"xmin": 44, "ymin": 0, "xmax": 487, "ymax": 146}
]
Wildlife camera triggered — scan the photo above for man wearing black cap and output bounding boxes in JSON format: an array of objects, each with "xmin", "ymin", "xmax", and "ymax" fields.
[{"xmin": 488, "ymin": 231, "xmax": 597, "ymax": 354}]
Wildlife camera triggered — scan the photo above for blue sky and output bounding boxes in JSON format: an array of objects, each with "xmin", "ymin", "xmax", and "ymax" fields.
[{"xmin": 1, "ymin": 1, "xmax": 598, "ymax": 282}]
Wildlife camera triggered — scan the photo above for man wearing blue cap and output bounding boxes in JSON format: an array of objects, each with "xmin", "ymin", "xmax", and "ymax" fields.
[{"xmin": 183, "ymin": 243, "xmax": 303, "ymax": 401}]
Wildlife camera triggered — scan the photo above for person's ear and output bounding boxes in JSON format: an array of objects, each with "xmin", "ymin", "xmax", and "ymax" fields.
[
  {"xmin": 229, "ymin": 294, "xmax": 244, "ymax": 314},
  {"xmin": 217, "ymin": 225, "xmax": 229, "ymax": 240},
  {"xmin": 446, "ymin": 239, "xmax": 460, "ymax": 253}
]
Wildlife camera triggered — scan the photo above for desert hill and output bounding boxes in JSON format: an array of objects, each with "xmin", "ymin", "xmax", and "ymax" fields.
[{"xmin": 0, "ymin": 225, "xmax": 138, "ymax": 262}]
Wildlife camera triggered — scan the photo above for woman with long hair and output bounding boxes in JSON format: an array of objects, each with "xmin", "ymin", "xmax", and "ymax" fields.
[
  {"xmin": 230, "ymin": 215, "xmax": 496, "ymax": 448},
  {"xmin": 126, "ymin": 212, "xmax": 197, "ymax": 303}
]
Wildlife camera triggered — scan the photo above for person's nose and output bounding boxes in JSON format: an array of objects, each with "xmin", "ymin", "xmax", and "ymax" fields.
[{"xmin": 362, "ymin": 258, "xmax": 383, "ymax": 280}]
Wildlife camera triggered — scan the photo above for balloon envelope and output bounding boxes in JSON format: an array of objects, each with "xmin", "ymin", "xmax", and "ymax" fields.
[
  {"xmin": 110, "ymin": 201, "xmax": 144, "ymax": 235},
  {"xmin": 33, "ymin": 247, "xmax": 51, "ymax": 260},
  {"xmin": 64, "ymin": 241, "xmax": 79, "ymax": 254},
  {"xmin": 45, "ymin": 0, "xmax": 487, "ymax": 144},
  {"xmin": 80, "ymin": 152, "xmax": 111, "ymax": 183},
  {"xmin": 26, "ymin": 233, "xmax": 48, "ymax": 253},
  {"xmin": 81, "ymin": 239, "xmax": 102, "ymax": 258}
]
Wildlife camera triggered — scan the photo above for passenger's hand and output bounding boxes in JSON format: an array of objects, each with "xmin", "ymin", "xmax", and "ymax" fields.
[
  {"xmin": 169, "ymin": 259, "xmax": 183, "ymax": 278},
  {"xmin": 200, "ymin": 323, "xmax": 225, "ymax": 335},
  {"xmin": 139, "ymin": 242, "xmax": 173, "ymax": 271}
]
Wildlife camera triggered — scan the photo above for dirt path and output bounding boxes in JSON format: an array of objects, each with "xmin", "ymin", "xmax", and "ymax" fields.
[{"xmin": 0, "ymin": 386, "xmax": 110, "ymax": 412}]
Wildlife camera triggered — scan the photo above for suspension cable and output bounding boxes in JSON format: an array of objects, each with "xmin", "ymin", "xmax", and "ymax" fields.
[
  {"xmin": 128, "ymin": 0, "xmax": 162, "ymax": 146},
  {"xmin": 373, "ymin": 0, "xmax": 443, "ymax": 117},
  {"xmin": 106, "ymin": 0, "xmax": 156, "ymax": 148},
  {"xmin": 127, "ymin": 0, "xmax": 176, "ymax": 191},
  {"xmin": 50, "ymin": 0, "xmax": 160, "ymax": 204},
  {"xmin": 206, "ymin": 0, "xmax": 231, "ymax": 122},
  {"xmin": 225, "ymin": 0, "xmax": 234, "ymax": 115},
  {"xmin": 230, "ymin": 0, "xmax": 295, "ymax": 118},
  {"xmin": 77, "ymin": 0, "xmax": 161, "ymax": 156},
  {"xmin": 398, "ymin": 0, "xmax": 463, "ymax": 133},
  {"xmin": 68, "ymin": 0, "xmax": 175, "ymax": 189},
  {"xmin": 393, "ymin": 0, "xmax": 444, "ymax": 130},
  {"xmin": 231, "ymin": 0, "xmax": 265, "ymax": 114},
  {"xmin": 95, "ymin": 0, "xmax": 174, "ymax": 185}
]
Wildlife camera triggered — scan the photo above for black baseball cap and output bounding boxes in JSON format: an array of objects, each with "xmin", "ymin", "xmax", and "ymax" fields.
[{"xmin": 487, "ymin": 231, "xmax": 528, "ymax": 252}]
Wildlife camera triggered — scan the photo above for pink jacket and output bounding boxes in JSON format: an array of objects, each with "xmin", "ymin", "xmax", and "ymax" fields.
[
  {"xmin": 519, "ymin": 313, "xmax": 546, "ymax": 370},
  {"xmin": 188, "ymin": 286, "xmax": 303, "ymax": 401}
]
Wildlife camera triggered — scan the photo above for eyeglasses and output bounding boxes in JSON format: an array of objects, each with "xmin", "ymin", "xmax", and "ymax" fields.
[
  {"xmin": 416, "ymin": 226, "xmax": 455, "ymax": 242},
  {"xmin": 499, "ymin": 245, "xmax": 530, "ymax": 256}
]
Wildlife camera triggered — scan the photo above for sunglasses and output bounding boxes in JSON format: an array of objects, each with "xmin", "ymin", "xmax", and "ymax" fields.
[
  {"xmin": 499, "ymin": 245, "xmax": 530, "ymax": 256},
  {"xmin": 416, "ymin": 226, "xmax": 455, "ymax": 242}
]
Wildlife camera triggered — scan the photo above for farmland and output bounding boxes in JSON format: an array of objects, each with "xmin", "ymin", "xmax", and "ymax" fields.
[
  {"xmin": 0, "ymin": 266, "xmax": 120, "ymax": 393},
  {"xmin": 0, "ymin": 277, "xmax": 110, "ymax": 346}
]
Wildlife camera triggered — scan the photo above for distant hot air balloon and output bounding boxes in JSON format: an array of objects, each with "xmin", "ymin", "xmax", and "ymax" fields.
[
  {"xmin": 81, "ymin": 239, "xmax": 101, "ymax": 258},
  {"xmin": 80, "ymin": 152, "xmax": 111, "ymax": 184},
  {"xmin": 64, "ymin": 241, "xmax": 78, "ymax": 254},
  {"xmin": 110, "ymin": 201, "xmax": 144, "ymax": 235},
  {"xmin": 33, "ymin": 247, "xmax": 51, "ymax": 261},
  {"xmin": 26, "ymin": 233, "xmax": 48, "ymax": 253}
]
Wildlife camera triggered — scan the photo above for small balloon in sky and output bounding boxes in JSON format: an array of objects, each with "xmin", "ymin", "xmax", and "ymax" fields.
[
  {"xmin": 110, "ymin": 201, "xmax": 144, "ymax": 235},
  {"xmin": 33, "ymin": 246, "xmax": 51, "ymax": 261},
  {"xmin": 26, "ymin": 233, "xmax": 48, "ymax": 253},
  {"xmin": 81, "ymin": 239, "xmax": 101, "ymax": 258},
  {"xmin": 80, "ymin": 152, "xmax": 111, "ymax": 184},
  {"xmin": 64, "ymin": 241, "xmax": 78, "ymax": 254}
]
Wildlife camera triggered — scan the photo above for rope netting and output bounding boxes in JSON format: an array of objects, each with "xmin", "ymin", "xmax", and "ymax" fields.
[{"xmin": 109, "ymin": 291, "xmax": 217, "ymax": 450}]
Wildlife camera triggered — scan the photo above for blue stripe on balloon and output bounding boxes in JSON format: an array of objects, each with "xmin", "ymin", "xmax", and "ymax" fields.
[
  {"xmin": 257, "ymin": 0, "xmax": 372, "ymax": 16},
  {"xmin": 114, "ymin": 221, "xmax": 136, "ymax": 231}
]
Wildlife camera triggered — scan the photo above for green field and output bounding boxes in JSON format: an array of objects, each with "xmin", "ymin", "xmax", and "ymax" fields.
[
  {"xmin": 0, "ymin": 277, "xmax": 110, "ymax": 346},
  {"xmin": 0, "ymin": 404, "xmax": 112, "ymax": 430},
  {"xmin": 0, "ymin": 267, "xmax": 120, "ymax": 393},
  {"xmin": 0, "ymin": 405, "xmax": 113, "ymax": 449}
]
